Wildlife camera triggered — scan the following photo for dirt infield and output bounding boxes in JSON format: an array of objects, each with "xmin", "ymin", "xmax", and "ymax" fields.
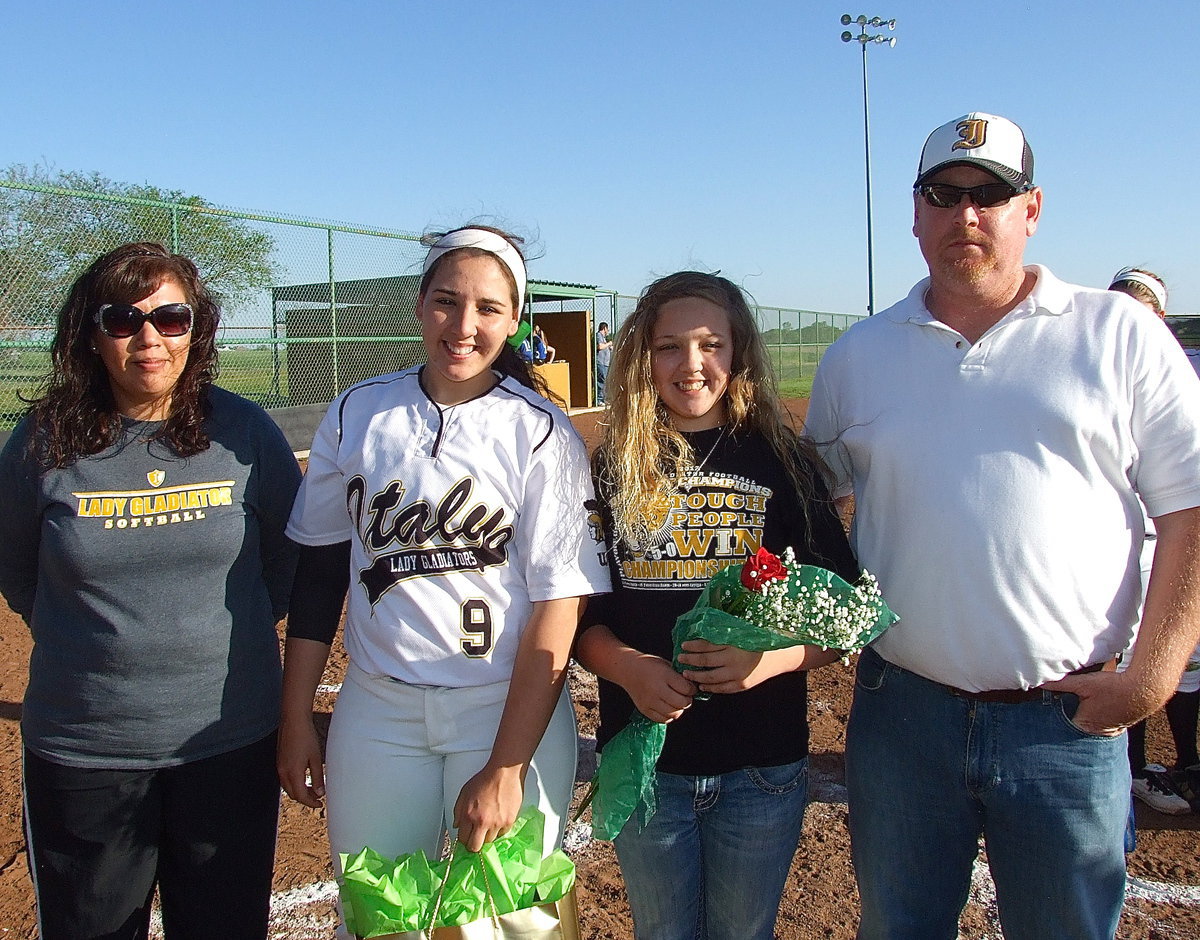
[{"xmin": 0, "ymin": 403, "xmax": 1196, "ymax": 938}]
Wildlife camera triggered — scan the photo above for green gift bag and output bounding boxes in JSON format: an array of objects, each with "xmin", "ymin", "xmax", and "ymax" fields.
[
  {"xmin": 340, "ymin": 807, "xmax": 579, "ymax": 940},
  {"xmin": 361, "ymin": 891, "xmax": 580, "ymax": 940},
  {"xmin": 400, "ymin": 882, "xmax": 580, "ymax": 940}
]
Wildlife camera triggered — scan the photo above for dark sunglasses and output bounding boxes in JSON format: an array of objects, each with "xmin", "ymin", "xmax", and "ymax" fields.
[
  {"xmin": 916, "ymin": 182, "xmax": 1021, "ymax": 210},
  {"xmin": 94, "ymin": 303, "xmax": 193, "ymax": 339}
]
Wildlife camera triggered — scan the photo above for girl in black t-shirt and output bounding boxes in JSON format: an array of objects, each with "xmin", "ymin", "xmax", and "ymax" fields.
[{"xmin": 575, "ymin": 271, "xmax": 859, "ymax": 940}]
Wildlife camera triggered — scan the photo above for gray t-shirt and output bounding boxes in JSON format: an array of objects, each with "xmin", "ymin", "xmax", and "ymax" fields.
[
  {"xmin": 0, "ymin": 387, "xmax": 301, "ymax": 768},
  {"xmin": 596, "ymin": 330, "xmax": 612, "ymax": 367}
]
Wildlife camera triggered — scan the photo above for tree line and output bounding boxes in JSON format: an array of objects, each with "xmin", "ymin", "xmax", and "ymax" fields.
[{"xmin": 0, "ymin": 163, "xmax": 277, "ymax": 335}]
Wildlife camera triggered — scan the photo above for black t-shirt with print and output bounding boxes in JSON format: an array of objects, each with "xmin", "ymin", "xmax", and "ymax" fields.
[{"xmin": 584, "ymin": 426, "xmax": 859, "ymax": 776}]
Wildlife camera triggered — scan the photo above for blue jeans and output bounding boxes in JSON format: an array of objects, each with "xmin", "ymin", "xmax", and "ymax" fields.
[
  {"xmin": 613, "ymin": 759, "xmax": 808, "ymax": 940},
  {"xmin": 847, "ymin": 647, "xmax": 1129, "ymax": 940}
]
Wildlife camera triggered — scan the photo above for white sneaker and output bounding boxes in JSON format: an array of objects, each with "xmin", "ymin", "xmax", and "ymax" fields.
[{"xmin": 1132, "ymin": 764, "xmax": 1191, "ymax": 814}]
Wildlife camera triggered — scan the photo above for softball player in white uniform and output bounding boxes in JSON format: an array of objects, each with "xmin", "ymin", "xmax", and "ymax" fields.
[{"xmin": 277, "ymin": 229, "xmax": 609, "ymax": 888}]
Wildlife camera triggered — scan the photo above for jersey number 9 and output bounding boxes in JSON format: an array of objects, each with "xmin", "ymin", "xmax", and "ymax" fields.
[{"xmin": 460, "ymin": 599, "xmax": 494, "ymax": 658}]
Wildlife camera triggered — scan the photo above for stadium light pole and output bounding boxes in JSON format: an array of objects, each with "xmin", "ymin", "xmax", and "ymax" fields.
[{"xmin": 841, "ymin": 14, "xmax": 896, "ymax": 316}]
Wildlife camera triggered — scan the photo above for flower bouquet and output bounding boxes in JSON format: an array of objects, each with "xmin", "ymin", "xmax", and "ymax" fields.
[
  {"xmin": 339, "ymin": 807, "xmax": 577, "ymax": 939},
  {"xmin": 586, "ymin": 547, "xmax": 898, "ymax": 841}
]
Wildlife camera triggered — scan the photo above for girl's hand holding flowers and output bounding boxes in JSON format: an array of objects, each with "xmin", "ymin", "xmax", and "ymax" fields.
[
  {"xmin": 626, "ymin": 653, "xmax": 698, "ymax": 723},
  {"xmin": 677, "ymin": 640, "xmax": 765, "ymax": 692},
  {"xmin": 678, "ymin": 640, "xmax": 835, "ymax": 693}
]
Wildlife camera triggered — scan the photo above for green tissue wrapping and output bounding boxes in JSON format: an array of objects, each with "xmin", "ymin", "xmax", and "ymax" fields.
[
  {"xmin": 339, "ymin": 807, "xmax": 576, "ymax": 939},
  {"xmin": 587, "ymin": 562, "xmax": 897, "ymax": 843}
]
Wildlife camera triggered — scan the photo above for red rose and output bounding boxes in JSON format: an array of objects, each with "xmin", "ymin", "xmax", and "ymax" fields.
[{"xmin": 740, "ymin": 547, "xmax": 786, "ymax": 590}]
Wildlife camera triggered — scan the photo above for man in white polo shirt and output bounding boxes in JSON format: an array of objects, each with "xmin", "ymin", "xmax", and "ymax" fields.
[{"xmin": 806, "ymin": 112, "xmax": 1200, "ymax": 939}]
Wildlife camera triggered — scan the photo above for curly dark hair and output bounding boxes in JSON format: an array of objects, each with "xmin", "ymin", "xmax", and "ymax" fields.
[{"xmin": 26, "ymin": 242, "xmax": 221, "ymax": 469}]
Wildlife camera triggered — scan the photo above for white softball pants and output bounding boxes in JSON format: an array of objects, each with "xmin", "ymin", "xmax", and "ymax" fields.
[{"xmin": 325, "ymin": 662, "xmax": 577, "ymax": 872}]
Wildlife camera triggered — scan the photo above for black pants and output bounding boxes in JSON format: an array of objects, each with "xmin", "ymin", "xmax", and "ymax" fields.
[
  {"xmin": 23, "ymin": 732, "xmax": 279, "ymax": 940},
  {"xmin": 1127, "ymin": 689, "xmax": 1200, "ymax": 771}
]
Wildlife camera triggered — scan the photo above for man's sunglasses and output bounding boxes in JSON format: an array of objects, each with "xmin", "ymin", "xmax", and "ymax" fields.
[
  {"xmin": 94, "ymin": 303, "xmax": 193, "ymax": 339},
  {"xmin": 916, "ymin": 182, "xmax": 1021, "ymax": 210}
]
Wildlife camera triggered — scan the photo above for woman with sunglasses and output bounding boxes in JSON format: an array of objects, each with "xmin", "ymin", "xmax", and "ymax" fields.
[
  {"xmin": 278, "ymin": 226, "xmax": 608, "ymax": 923},
  {"xmin": 0, "ymin": 242, "xmax": 301, "ymax": 939}
]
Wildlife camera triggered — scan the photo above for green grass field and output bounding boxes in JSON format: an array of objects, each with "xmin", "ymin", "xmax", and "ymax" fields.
[
  {"xmin": 770, "ymin": 344, "xmax": 823, "ymax": 399},
  {"xmin": 216, "ymin": 347, "xmax": 291, "ymax": 404},
  {"xmin": 1, "ymin": 342, "xmax": 828, "ymax": 430},
  {"xmin": 0, "ymin": 347, "xmax": 294, "ymax": 426},
  {"xmin": 0, "ymin": 350, "xmax": 49, "ymax": 424},
  {"xmin": 777, "ymin": 376, "xmax": 816, "ymax": 399}
]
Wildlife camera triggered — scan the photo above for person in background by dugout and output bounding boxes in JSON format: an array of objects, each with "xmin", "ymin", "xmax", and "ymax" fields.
[
  {"xmin": 595, "ymin": 320, "xmax": 613, "ymax": 403},
  {"xmin": 534, "ymin": 324, "xmax": 555, "ymax": 363},
  {"xmin": 806, "ymin": 113, "xmax": 1200, "ymax": 939},
  {"xmin": 0, "ymin": 243, "xmax": 301, "ymax": 939}
]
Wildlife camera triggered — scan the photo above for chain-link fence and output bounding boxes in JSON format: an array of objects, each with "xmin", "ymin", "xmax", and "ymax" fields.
[
  {"xmin": 0, "ymin": 178, "xmax": 433, "ymax": 429},
  {"xmin": 1, "ymin": 179, "xmax": 861, "ymax": 434},
  {"xmin": 608, "ymin": 296, "xmax": 860, "ymax": 398}
]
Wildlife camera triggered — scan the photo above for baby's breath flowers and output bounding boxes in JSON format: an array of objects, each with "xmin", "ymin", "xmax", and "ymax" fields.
[
  {"xmin": 588, "ymin": 547, "xmax": 897, "ymax": 842},
  {"xmin": 712, "ymin": 547, "xmax": 891, "ymax": 659}
]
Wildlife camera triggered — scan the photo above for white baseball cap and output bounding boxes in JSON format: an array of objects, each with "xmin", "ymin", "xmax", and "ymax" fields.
[{"xmin": 915, "ymin": 112, "xmax": 1035, "ymax": 191}]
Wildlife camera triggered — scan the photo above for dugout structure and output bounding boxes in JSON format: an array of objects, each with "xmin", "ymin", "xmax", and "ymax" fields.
[{"xmin": 274, "ymin": 275, "xmax": 610, "ymax": 410}]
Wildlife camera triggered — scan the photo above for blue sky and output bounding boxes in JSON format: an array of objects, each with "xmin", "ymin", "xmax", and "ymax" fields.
[{"xmin": 5, "ymin": 1, "xmax": 1198, "ymax": 313}]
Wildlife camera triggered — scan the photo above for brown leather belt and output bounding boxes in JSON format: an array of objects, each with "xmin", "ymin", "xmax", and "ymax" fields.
[{"xmin": 942, "ymin": 659, "xmax": 1117, "ymax": 705}]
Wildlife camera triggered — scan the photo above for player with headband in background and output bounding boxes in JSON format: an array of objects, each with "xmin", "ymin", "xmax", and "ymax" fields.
[
  {"xmin": 1110, "ymin": 267, "xmax": 1167, "ymax": 319},
  {"xmin": 1108, "ymin": 267, "xmax": 1200, "ymax": 817},
  {"xmin": 277, "ymin": 227, "xmax": 610, "ymax": 932}
]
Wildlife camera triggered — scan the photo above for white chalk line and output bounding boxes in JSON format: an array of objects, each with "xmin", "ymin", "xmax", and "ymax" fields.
[
  {"xmin": 148, "ymin": 880, "xmax": 341, "ymax": 938},
  {"xmin": 175, "ymin": 817, "xmax": 1196, "ymax": 938},
  {"xmin": 244, "ymin": 851, "xmax": 1200, "ymax": 939},
  {"xmin": 246, "ymin": 692, "xmax": 1200, "ymax": 933},
  {"xmin": 271, "ymin": 879, "xmax": 341, "ymax": 911},
  {"xmin": 1126, "ymin": 875, "xmax": 1200, "ymax": 904}
]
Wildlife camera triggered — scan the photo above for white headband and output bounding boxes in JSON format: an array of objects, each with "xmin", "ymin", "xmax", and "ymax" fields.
[
  {"xmin": 1110, "ymin": 268, "xmax": 1167, "ymax": 313},
  {"xmin": 420, "ymin": 229, "xmax": 527, "ymax": 311}
]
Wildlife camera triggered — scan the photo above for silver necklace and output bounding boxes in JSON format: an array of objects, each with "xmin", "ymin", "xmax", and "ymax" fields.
[{"xmin": 681, "ymin": 425, "xmax": 728, "ymax": 488}]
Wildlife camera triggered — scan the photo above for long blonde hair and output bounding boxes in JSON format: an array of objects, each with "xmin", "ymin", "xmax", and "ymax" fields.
[{"xmin": 597, "ymin": 271, "xmax": 824, "ymax": 549}]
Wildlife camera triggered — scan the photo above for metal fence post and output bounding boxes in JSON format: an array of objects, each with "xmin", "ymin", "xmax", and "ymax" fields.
[{"xmin": 328, "ymin": 227, "xmax": 339, "ymax": 396}]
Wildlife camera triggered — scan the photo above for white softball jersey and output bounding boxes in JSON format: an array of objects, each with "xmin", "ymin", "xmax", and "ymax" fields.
[{"xmin": 287, "ymin": 367, "xmax": 610, "ymax": 687}]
